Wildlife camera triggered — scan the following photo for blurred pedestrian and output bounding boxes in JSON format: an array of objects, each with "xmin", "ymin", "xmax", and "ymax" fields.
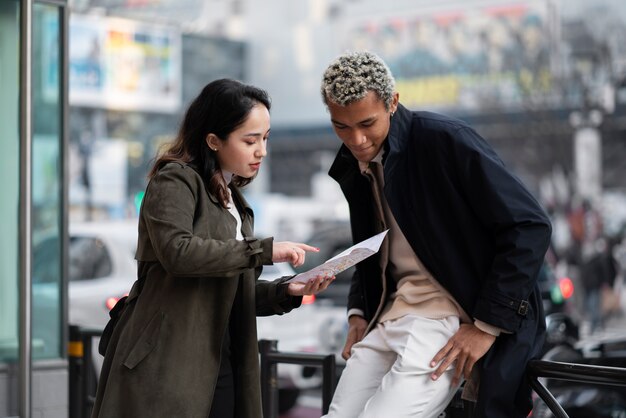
[
  {"xmin": 320, "ymin": 51, "xmax": 551, "ymax": 418},
  {"xmin": 91, "ymin": 79, "xmax": 334, "ymax": 418},
  {"xmin": 581, "ymin": 235, "xmax": 620, "ymax": 333}
]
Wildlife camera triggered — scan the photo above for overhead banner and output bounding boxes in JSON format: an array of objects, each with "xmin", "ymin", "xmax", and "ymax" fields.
[
  {"xmin": 69, "ymin": 14, "xmax": 181, "ymax": 112},
  {"xmin": 338, "ymin": 1, "xmax": 553, "ymax": 112}
]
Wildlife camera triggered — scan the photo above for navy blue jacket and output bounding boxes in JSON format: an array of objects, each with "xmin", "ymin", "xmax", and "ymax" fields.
[{"xmin": 329, "ymin": 104, "xmax": 552, "ymax": 417}]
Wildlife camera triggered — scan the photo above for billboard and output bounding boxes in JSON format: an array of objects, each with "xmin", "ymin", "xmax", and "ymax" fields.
[
  {"xmin": 338, "ymin": 1, "xmax": 555, "ymax": 112},
  {"xmin": 69, "ymin": 14, "xmax": 181, "ymax": 112}
]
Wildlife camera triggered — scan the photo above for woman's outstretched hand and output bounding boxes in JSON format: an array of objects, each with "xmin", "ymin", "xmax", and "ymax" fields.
[
  {"xmin": 287, "ymin": 274, "xmax": 335, "ymax": 296},
  {"xmin": 272, "ymin": 241, "xmax": 319, "ymax": 268}
]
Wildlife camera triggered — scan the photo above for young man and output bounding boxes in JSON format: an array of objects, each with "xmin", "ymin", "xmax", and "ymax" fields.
[{"xmin": 320, "ymin": 51, "xmax": 552, "ymax": 418}]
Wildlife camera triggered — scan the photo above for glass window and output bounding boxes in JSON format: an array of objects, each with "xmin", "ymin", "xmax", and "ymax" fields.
[
  {"xmin": 32, "ymin": 3, "xmax": 63, "ymax": 360},
  {"xmin": 0, "ymin": 0, "xmax": 20, "ymax": 362}
]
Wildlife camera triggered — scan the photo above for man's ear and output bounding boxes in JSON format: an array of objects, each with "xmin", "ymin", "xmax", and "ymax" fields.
[
  {"xmin": 391, "ymin": 92, "xmax": 400, "ymax": 113},
  {"xmin": 205, "ymin": 133, "xmax": 220, "ymax": 152}
]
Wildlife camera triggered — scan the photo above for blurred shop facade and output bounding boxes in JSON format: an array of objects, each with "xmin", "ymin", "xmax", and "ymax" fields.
[
  {"xmin": 79, "ymin": 0, "xmax": 623, "ymax": 245},
  {"xmin": 67, "ymin": 14, "xmax": 246, "ymax": 221},
  {"xmin": 63, "ymin": 0, "xmax": 626, "ymax": 244}
]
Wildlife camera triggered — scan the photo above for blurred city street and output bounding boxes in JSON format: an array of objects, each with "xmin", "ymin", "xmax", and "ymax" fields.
[{"xmin": 2, "ymin": 0, "xmax": 626, "ymax": 417}]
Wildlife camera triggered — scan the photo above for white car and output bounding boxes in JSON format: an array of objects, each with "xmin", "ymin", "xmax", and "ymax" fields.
[
  {"xmin": 62, "ymin": 221, "xmax": 346, "ymax": 359},
  {"xmin": 31, "ymin": 220, "xmax": 138, "ymax": 359},
  {"xmin": 67, "ymin": 220, "xmax": 139, "ymax": 329}
]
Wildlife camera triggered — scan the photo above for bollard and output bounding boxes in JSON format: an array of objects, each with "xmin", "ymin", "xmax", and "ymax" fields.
[
  {"xmin": 68, "ymin": 325, "xmax": 84, "ymax": 418},
  {"xmin": 259, "ymin": 339, "xmax": 280, "ymax": 418},
  {"xmin": 68, "ymin": 325, "xmax": 103, "ymax": 418}
]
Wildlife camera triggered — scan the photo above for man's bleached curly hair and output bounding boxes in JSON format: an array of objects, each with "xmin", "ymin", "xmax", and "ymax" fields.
[{"xmin": 321, "ymin": 51, "xmax": 395, "ymax": 110}]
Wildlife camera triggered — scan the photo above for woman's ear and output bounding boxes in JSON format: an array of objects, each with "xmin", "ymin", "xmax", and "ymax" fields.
[{"xmin": 205, "ymin": 133, "xmax": 220, "ymax": 152}]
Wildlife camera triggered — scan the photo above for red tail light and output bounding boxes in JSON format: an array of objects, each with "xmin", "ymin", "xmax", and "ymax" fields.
[
  {"xmin": 302, "ymin": 294, "xmax": 316, "ymax": 305},
  {"xmin": 105, "ymin": 293, "xmax": 128, "ymax": 310},
  {"xmin": 559, "ymin": 277, "xmax": 574, "ymax": 299}
]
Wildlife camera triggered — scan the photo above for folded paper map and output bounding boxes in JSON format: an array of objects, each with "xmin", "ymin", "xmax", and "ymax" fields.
[{"xmin": 286, "ymin": 230, "xmax": 389, "ymax": 283}]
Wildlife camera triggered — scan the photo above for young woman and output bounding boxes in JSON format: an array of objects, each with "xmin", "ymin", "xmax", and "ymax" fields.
[{"xmin": 91, "ymin": 79, "xmax": 333, "ymax": 418}]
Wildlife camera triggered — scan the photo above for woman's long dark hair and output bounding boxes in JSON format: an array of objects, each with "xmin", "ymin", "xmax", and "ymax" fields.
[{"xmin": 149, "ymin": 79, "xmax": 271, "ymax": 208}]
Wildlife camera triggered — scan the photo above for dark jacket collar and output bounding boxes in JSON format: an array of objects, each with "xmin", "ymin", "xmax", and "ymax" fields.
[{"xmin": 385, "ymin": 103, "xmax": 411, "ymax": 162}]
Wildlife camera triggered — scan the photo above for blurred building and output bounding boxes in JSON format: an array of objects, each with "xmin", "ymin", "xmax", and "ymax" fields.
[
  {"xmin": 66, "ymin": 13, "xmax": 247, "ymax": 220},
  {"xmin": 63, "ymin": 0, "xmax": 626, "ymax": 228},
  {"xmin": 79, "ymin": 0, "xmax": 625, "ymax": 210},
  {"xmin": 255, "ymin": 0, "xmax": 626, "ymax": 202}
]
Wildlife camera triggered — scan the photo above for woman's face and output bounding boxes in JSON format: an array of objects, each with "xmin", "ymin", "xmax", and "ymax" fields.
[{"xmin": 210, "ymin": 104, "xmax": 270, "ymax": 178}]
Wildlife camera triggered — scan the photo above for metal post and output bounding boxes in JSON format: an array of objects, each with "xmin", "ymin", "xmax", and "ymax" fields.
[
  {"xmin": 18, "ymin": 0, "xmax": 33, "ymax": 416},
  {"xmin": 320, "ymin": 354, "xmax": 336, "ymax": 415},
  {"xmin": 259, "ymin": 339, "xmax": 279, "ymax": 418},
  {"xmin": 81, "ymin": 333, "xmax": 93, "ymax": 418},
  {"xmin": 60, "ymin": 0, "xmax": 70, "ymax": 362}
]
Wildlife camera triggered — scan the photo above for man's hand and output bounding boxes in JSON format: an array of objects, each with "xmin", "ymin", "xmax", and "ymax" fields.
[
  {"xmin": 342, "ymin": 315, "xmax": 368, "ymax": 360},
  {"xmin": 430, "ymin": 323, "xmax": 496, "ymax": 387}
]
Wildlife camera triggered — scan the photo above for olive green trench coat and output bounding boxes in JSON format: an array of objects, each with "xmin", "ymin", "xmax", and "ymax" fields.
[{"xmin": 91, "ymin": 162, "xmax": 301, "ymax": 418}]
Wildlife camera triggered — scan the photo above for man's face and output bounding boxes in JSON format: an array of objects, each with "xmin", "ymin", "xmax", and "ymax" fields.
[{"xmin": 326, "ymin": 91, "xmax": 398, "ymax": 163}]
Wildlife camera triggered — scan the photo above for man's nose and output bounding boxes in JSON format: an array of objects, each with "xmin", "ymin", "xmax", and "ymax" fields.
[{"xmin": 347, "ymin": 130, "xmax": 365, "ymax": 146}]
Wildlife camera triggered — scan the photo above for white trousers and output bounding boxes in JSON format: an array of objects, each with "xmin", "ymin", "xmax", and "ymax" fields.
[{"xmin": 322, "ymin": 315, "xmax": 461, "ymax": 418}]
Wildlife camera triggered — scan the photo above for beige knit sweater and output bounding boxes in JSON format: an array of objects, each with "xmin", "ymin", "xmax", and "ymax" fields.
[{"xmin": 362, "ymin": 159, "xmax": 464, "ymax": 323}]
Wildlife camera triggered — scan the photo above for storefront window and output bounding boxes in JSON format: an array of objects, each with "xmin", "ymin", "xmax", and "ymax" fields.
[
  {"xmin": 32, "ymin": 3, "xmax": 63, "ymax": 359},
  {"xmin": 0, "ymin": 0, "xmax": 20, "ymax": 362}
]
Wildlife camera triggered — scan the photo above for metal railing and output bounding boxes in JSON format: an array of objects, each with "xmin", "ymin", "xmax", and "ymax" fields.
[
  {"xmin": 258, "ymin": 339, "xmax": 337, "ymax": 418},
  {"xmin": 68, "ymin": 325, "xmax": 626, "ymax": 418},
  {"xmin": 67, "ymin": 327, "xmax": 338, "ymax": 418},
  {"xmin": 527, "ymin": 359, "xmax": 626, "ymax": 418}
]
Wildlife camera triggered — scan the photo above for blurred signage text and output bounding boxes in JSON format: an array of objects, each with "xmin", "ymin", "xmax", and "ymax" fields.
[{"xmin": 339, "ymin": 1, "xmax": 554, "ymax": 112}]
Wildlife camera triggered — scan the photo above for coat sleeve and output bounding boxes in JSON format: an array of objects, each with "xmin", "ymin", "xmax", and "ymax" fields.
[
  {"xmin": 141, "ymin": 164, "xmax": 273, "ymax": 278},
  {"xmin": 448, "ymin": 127, "xmax": 552, "ymax": 331},
  {"xmin": 255, "ymin": 276, "xmax": 303, "ymax": 316},
  {"xmin": 347, "ymin": 268, "xmax": 366, "ymax": 314}
]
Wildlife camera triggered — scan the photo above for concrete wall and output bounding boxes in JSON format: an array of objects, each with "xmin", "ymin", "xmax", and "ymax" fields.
[{"xmin": 0, "ymin": 361, "xmax": 68, "ymax": 418}]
